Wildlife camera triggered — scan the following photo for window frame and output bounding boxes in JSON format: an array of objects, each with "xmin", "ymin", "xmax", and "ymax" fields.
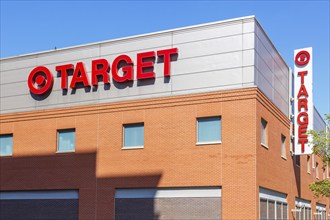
[
  {"xmin": 307, "ymin": 155, "xmax": 311, "ymax": 174},
  {"xmin": 196, "ymin": 116, "xmax": 222, "ymax": 145},
  {"xmin": 281, "ymin": 134, "xmax": 287, "ymax": 159},
  {"xmin": 122, "ymin": 123, "xmax": 144, "ymax": 150},
  {"xmin": 0, "ymin": 133, "xmax": 13, "ymax": 157},
  {"xmin": 261, "ymin": 118, "xmax": 268, "ymax": 148},
  {"xmin": 57, "ymin": 128, "xmax": 76, "ymax": 153},
  {"xmin": 296, "ymin": 155, "xmax": 301, "ymax": 167}
]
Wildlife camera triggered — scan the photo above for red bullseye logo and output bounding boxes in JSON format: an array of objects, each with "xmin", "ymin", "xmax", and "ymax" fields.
[
  {"xmin": 28, "ymin": 66, "xmax": 54, "ymax": 95},
  {"xmin": 295, "ymin": 50, "xmax": 310, "ymax": 66}
]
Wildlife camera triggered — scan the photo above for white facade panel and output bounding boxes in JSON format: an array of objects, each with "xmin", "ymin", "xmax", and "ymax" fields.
[
  {"xmin": 172, "ymin": 22, "xmax": 242, "ymax": 45},
  {"xmin": 0, "ymin": 68, "xmax": 30, "ymax": 85},
  {"xmin": 35, "ymin": 46, "xmax": 100, "ymax": 66},
  {"xmin": 98, "ymin": 77, "xmax": 172, "ymax": 100},
  {"xmin": 172, "ymin": 68, "xmax": 243, "ymax": 92},
  {"xmin": 100, "ymin": 34, "xmax": 172, "ymax": 56},
  {"xmin": 1, "ymin": 81, "xmax": 29, "ymax": 98},
  {"xmin": 243, "ymin": 20, "xmax": 255, "ymax": 33},
  {"xmin": 243, "ymin": 49, "xmax": 254, "ymax": 66},
  {"xmin": 174, "ymin": 35, "xmax": 242, "ymax": 59},
  {"xmin": 172, "ymin": 51, "xmax": 242, "ymax": 76},
  {"xmin": 1, "ymin": 94, "xmax": 36, "ymax": 111},
  {"xmin": 243, "ymin": 33, "xmax": 255, "ymax": 50},
  {"xmin": 0, "ymin": 56, "xmax": 38, "ymax": 72},
  {"xmin": 243, "ymin": 66, "xmax": 255, "ymax": 84}
]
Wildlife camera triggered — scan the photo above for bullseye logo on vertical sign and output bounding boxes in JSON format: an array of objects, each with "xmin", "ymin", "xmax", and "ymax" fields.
[
  {"xmin": 28, "ymin": 66, "xmax": 54, "ymax": 95},
  {"xmin": 294, "ymin": 47, "xmax": 313, "ymax": 155}
]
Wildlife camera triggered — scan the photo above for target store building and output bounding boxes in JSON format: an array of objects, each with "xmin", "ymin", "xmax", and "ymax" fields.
[{"xmin": 0, "ymin": 16, "xmax": 329, "ymax": 219}]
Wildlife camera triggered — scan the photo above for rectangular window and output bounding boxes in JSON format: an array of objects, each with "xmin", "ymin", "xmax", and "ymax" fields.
[
  {"xmin": 261, "ymin": 118, "xmax": 268, "ymax": 147},
  {"xmin": 123, "ymin": 123, "xmax": 144, "ymax": 148},
  {"xmin": 259, "ymin": 188, "xmax": 287, "ymax": 220},
  {"xmin": 307, "ymin": 155, "xmax": 311, "ymax": 174},
  {"xmin": 316, "ymin": 162, "xmax": 319, "ymax": 179},
  {"xmin": 281, "ymin": 135, "xmax": 286, "ymax": 158},
  {"xmin": 296, "ymin": 155, "xmax": 301, "ymax": 167},
  {"xmin": 57, "ymin": 129, "xmax": 75, "ymax": 153},
  {"xmin": 295, "ymin": 199, "xmax": 311, "ymax": 220},
  {"xmin": 197, "ymin": 116, "xmax": 221, "ymax": 144},
  {"xmin": 0, "ymin": 134, "xmax": 13, "ymax": 156}
]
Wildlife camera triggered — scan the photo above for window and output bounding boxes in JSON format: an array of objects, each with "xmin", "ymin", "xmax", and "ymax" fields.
[
  {"xmin": 57, "ymin": 129, "xmax": 75, "ymax": 153},
  {"xmin": 197, "ymin": 116, "xmax": 221, "ymax": 144},
  {"xmin": 0, "ymin": 134, "xmax": 13, "ymax": 156},
  {"xmin": 295, "ymin": 199, "xmax": 311, "ymax": 220},
  {"xmin": 259, "ymin": 188, "xmax": 288, "ymax": 220},
  {"xmin": 296, "ymin": 155, "xmax": 301, "ymax": 167},
  {"xmin": 261, "ymin": 118, "xmax": 268, "ymax": 147},
  {"xmin": 316, "ymin": 204, "xmax": 326, "ymax": 220},
  {"xmin": 316, "ymin": 162, "xmax": 319, "ymax": 179},
  {"xmin": 123, "ymin": 123, "xmax": 144, "ymax": 148},
  {"xmin": 322, "ymin": 167, "xmax": 326, "ymax": 180},
  {"xmin": 281, "ymin": 135, "xmax": 286, "ymax": 158},
  {"xmin": 307, "ymin": 156, "xmax": 311, "ymax": 174}
]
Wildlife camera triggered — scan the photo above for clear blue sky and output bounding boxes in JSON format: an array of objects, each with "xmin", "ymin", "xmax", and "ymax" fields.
[{"xmin": 1, "ymin": 1, "xmax": 329, "ymax": 117}]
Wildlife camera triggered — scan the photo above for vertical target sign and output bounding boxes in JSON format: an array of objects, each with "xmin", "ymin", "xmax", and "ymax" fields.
[{"xmin": 294, "ymin": 47, "xmax": 313, "ymax": 155}]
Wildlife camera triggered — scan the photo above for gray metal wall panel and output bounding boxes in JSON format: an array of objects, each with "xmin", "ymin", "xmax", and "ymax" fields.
[
  {"xmin": 313, "ymin": 107, "xmax": 326, "ymax": 131},
  {"xmin": 255, "ymin": 24, "xmax": 289, "ymax": 115},
  {"xmin": 257, "ymin": 69, "xmax": 273, "ymax": 101}
]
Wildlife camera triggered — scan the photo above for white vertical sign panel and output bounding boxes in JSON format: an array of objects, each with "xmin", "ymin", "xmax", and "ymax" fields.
[{"xmin": 294, "ymin": 47, "xmax": 313, "ymax": 155}]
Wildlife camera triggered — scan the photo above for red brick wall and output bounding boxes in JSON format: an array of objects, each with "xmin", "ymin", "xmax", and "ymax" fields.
[{"xmin": 1, "ymin": 87, "xmax": 328, "ymax": 219}]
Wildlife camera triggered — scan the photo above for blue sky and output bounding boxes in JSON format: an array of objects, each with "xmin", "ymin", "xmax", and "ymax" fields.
[{"xmin": 1, "ymin": 1, "xmax": 329, "ymax": 116}]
